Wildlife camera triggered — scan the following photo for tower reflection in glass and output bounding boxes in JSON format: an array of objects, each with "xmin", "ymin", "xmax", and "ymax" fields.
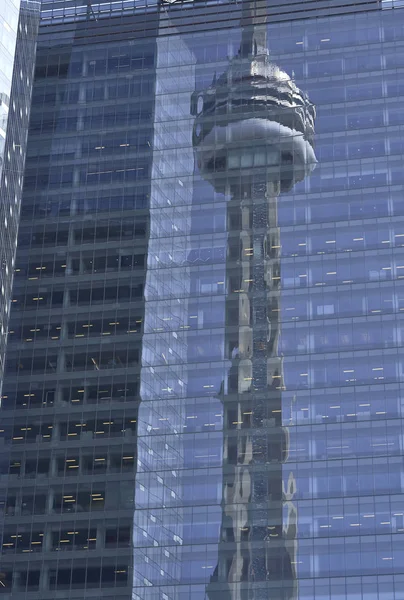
[{"xmin": 191, "ymin": 15, "xmax": 316, "ymax": 600}]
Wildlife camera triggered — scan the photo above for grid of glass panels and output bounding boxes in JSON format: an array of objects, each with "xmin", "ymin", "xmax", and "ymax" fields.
[
  {"xmin": 2, "ymin": 2, "xmax": 404, "ymax": 600},
  {"xmin": 0, "ymin": 0, "xmax": 21, "ymax": 385},
  {"xmin": 37, "ymin": 0, "xmax": 383, "ymax": 29},
  {"xmin": 0, "ymin": 0, "xmax": 39, "ymax": 387},
  {"xmin": 0, "ymin": 23, "xmax": 158, "ymax": 597},
  {"xmin": 0, "ymin": 0, "xmax": 20, "ymax": 174}
]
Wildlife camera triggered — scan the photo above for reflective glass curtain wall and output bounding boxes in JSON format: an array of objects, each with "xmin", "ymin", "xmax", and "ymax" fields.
[
  {"xmin": 1, "ymin": 10, "xmax": 158, "ymax": 597},
  {"xmin": 0, "ymin": 0, "xmax": 38, "ymax": 386},
  {"xmin": 0, "ymin": 0, "xmax": 19, "ymax": 176},
  {"xmin": 3, "ymin": 1, "xmax": 404, "ymax": 600}
]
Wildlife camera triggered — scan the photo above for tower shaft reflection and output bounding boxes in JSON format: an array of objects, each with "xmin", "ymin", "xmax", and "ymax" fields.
[{"xmin": 192, "ymin": 16, "xmax": 315, "ymax": 599}]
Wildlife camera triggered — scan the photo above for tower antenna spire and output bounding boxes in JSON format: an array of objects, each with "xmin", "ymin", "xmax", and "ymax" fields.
[{"xmin": 239, "ymin": 0, "xmax": 268, "ymax": 57}]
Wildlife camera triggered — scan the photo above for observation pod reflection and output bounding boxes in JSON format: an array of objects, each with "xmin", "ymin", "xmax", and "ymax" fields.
[{"xmin": 191, "ymin": 26, "xmax": 316, "ymax": 600}]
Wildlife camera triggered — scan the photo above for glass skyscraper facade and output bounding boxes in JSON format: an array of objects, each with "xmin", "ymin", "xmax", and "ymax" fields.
[
  {"xmin": 0, "ymin": 0, "xmax": 39, "ymax": 385},
  {"xmin": 3, "ymin": 0, "xmax": 404, "ymax": 598},
  {"xmin": 0, "ymin": 0, "xmax": 20, "ymax": 177}
]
